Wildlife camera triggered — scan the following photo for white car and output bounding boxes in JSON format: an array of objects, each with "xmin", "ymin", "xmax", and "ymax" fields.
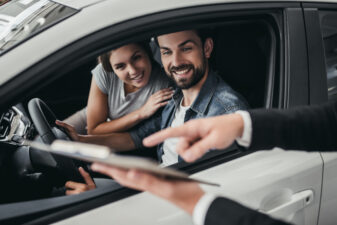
[{"xmin": 0, "ymin": 0, "xmax": 336, "ymax": 224}]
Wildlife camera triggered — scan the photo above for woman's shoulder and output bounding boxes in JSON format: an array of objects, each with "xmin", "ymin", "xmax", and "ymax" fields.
[{"xmin": 92, "ymin": 63, "xmax": 119, "ymax": 93}]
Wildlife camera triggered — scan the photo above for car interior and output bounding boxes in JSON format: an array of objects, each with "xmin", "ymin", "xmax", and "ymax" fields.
[{"xmin": 0, "ymin": 16, "xmax": 278, "ymax": 221}]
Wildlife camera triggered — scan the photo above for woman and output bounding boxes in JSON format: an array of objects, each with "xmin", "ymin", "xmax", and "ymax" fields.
[
  {"xmin": 62, "ymin": 41, "xmax": 172, "ymax": 195},
  {"xmin": 65, "ymin": 41, "xmax": 173, "ymax": 135}
]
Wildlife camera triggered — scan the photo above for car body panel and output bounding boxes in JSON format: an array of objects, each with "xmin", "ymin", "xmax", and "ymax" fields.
[
  {"xmin": 318, "ymin": 153, "xmax": 337, "ymax": 225},
  {"xmin": 55, "ymin": 149, "xmax": 323, "ymax": 225},
  {"xmin": 53, "ymin": 0, "xmax": 106, "ymax": 9}
]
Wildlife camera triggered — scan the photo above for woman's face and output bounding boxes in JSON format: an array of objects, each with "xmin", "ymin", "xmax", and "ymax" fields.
[{"xmin": 109, "ymin": 43, "xmax": 152, "ymax": 91}]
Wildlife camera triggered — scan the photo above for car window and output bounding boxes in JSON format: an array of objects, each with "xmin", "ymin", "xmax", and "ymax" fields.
[
  {"xmin": 319, "ymin": 10, "xmax": 337, "ymax": 102},
  {"xmin": 0, "ymin": 0, "xmax": 77, "ymax": 55}
]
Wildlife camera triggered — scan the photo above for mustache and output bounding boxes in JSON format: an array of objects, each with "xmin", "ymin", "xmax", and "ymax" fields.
[{"xmin": 169, "ymin": 64, "xmax": 193, "ymax": 73}]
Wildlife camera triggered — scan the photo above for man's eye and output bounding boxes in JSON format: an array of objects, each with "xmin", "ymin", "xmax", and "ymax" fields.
[
  {"xmin": 182, "ymin": 47, "xmax": 192, "ymax": 52},
  {"xmin": 161, "ymin": 51, "xmax": 171, "ymax": 56}
]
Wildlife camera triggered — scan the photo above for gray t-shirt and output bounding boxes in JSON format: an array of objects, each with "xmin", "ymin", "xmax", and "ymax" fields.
[{"xmin": 92, "ymin": 63, "xmax": 171, "ymax": 120}]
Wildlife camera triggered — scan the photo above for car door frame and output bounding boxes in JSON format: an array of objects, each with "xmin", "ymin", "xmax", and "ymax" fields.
[{"xmin": 303, "ymin": 2, "xmax": 337, "ymax": 225}]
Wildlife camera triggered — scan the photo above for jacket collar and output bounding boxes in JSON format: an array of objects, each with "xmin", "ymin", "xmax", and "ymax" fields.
[{"xmin": 172, "ymin": 70, "xmax": 217, "ymax": 115}]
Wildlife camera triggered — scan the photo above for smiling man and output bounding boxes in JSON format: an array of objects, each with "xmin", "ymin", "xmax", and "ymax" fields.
[
  {"xmin": 142, "ymin": 30, "xmax": 249, "ymax": 165},
  {"xmin": 58, "ymin": 29, "xmax": 248, "ymax": 166}
]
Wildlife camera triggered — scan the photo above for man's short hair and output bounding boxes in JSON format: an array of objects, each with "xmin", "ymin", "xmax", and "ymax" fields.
[
  {"xmin": 153, "ymin": 29, "xmax": 212, "ymax": 47},
  {"xmin": 98, "ymin": 41, "xmax": 154, "ymax": 73}
]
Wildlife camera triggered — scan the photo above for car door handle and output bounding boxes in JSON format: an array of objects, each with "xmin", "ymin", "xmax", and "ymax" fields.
[{"xmin": 261, "ymin": 190, "xmax": 314, "ymax": 219}]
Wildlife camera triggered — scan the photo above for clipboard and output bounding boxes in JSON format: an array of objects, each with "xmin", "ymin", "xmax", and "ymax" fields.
[{"xmin": 26, "ymin": 140, "xmax": 220, "ymax": 187}]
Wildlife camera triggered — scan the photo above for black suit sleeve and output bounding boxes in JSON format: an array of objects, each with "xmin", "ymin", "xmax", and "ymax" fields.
[
  {"xmin": 204, "ymin": 197, "xmax": 291, "ymax": 225},
  {"xmin": 204, "ymin": 102, "xmax": 337, "ymax": 225},
  {"xmin": 249, "ymin": 101, "xmax": 337, "ymax": 151}
]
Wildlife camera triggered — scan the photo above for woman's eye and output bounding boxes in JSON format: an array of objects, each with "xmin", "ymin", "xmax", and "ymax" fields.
[
  {"xmin": 133, "ymin": 55, "xmax": 141, "ymax": 60},
  {"xmin": 115, "ymin": 64, "xmax": 125, "ymax": 70}
]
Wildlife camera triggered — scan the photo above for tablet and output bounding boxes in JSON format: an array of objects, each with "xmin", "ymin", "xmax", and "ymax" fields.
[{"xmin": 26, "ymin": 140, "xmax": 219, "ymax": 186}]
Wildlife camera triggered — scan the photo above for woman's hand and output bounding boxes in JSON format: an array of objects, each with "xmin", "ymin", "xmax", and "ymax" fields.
[
  {"xmin": 139, "ymin": 88, "xmax": 174, "ymax": 119},
  {"xmin": 55, "ymin": 120, "xmax": 80, "ymax": 141},
  {"xmin": 65, "ymin": 167, "xmax": 96, "ymax": 195}
]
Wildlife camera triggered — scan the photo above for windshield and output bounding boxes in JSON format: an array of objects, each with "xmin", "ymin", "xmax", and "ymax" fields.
[{"xmin": 0, "ymin": 0, "xmax": 77, "ymax": 55}]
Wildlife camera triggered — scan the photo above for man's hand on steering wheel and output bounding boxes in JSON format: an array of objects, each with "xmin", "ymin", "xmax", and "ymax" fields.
[
  {"xmin": 28, "ymin": 98, "xmax": 87, "ymax": 184},
  {"xmin": 55, "ymin": 120, "xmax": 80, "ymax": 141}
]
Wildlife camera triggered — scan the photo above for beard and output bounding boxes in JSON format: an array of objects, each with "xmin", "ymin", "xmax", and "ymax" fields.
[{"xmin": 167, "ymin": 57, "xmax": 207, "ymax": 89}]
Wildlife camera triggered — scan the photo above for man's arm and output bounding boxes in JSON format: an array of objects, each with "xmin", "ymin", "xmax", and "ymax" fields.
[
  {"xmin": 249, "ymin": 101, "xmax": 337, "ymax": 151},
  {"xmin": 203, "ymin": 197, "xmax": 290, "ymax": 225},
  {"xmin": 142, "ymin": 113, "xmax": 244, "ymax": 162},
  {"xmin": 143, "ymin": 101, "xmax": 337, "ymax": 162},
  {"xmin": 91, "ymin": 164, "xmax": 204, "ymax": 214},
  {"xmin": 56, "ymin": 120, "xmax": 135, "ymax": 151},
  {"xmin": 79, "ymin": 132, "xmax": 135, "ymax": 151},
  {"xmin": 91, "ymin": 101, "xmax": 337, "ymax": 225}
]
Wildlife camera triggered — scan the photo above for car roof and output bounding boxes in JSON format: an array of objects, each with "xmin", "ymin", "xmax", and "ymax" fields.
[
  {"xmin": 53, "ymin": 0, "xmax": 337, "ymax": 10},
  {"xmin": 1, "ymin": 0, "xmax": 337, "ymax": 86},
  {"xmin": 53, "ymin": 0, "xmax": 106, "ymax": 9},
  {"xmin": 54, "ymin": 0, "xmax": 337, "ymax": 9}
]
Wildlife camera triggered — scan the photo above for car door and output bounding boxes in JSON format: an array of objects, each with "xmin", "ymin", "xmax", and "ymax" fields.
[
  {"xmin": 52, "ymin": 3, "xmax": 323, "ymax": 225},
  {"xmin": 303, "ymin": 3, "xmax": 337, "ymax": 225}
]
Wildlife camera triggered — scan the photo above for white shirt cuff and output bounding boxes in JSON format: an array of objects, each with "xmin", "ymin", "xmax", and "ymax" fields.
[
  {"xmin": 193, "ymin": 193, "xmax": 217, "ymax": 225},
  {"xmin": 235, "ymin": 110, "xmax": 252, "ymax": 147}
]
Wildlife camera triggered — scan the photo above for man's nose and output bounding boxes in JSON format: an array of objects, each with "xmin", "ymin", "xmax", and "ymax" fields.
[{"xmin": 171, "ymin": 52, "xmax": 183, "ymax": 67}]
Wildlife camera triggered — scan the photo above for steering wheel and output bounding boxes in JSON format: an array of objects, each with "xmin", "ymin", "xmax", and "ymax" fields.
[{"xmin": 28, "ymin": 98, "xmax": 85, "ymax": 186}]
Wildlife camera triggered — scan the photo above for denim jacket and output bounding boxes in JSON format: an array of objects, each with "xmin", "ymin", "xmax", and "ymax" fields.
[{"xmin": 130, "ymin": 70, "xmax": 249, "ymax": 162}]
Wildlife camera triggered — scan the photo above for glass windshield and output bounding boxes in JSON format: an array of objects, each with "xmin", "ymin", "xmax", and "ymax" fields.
[{"xmin": 0, "ymin": 0, "xmax": 77, "ymax": 55}]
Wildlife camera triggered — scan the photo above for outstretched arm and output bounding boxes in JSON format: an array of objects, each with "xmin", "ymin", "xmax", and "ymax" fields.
[
  {"xmin": 249, "ymin": 101, "xmax": 337, "ymax": 151},
  {"xmin": 91, "ymin": 164, "xmax": 204, "ymax": 214},
  {"xmin": 91, "ymin": 164, "xmax": 290, "ymax": 225},
  {"xmin": 143, "ymin": 100, "xmax": 337, "ymax": 161},
  {"xmin": 56, "ymin": 120, "xmax": 136, "ymax": 151},
  {"xmin": 143, "ymin": 113, "xmax": 244, "ymax": 162}
]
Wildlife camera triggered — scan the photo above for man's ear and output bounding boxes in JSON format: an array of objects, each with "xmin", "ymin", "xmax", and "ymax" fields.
[{"xmin": 203, "ymin": 38, "xmax": 213, "ymax": 59}]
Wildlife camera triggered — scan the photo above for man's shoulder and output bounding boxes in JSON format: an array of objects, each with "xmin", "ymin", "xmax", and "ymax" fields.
[{"xmin": 212, "ymin": 75, "xmax": 249, "ymax": 113}]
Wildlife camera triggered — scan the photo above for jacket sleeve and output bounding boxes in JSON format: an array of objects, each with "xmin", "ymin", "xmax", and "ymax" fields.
[
  {"xmin": 248, "ymin": 101, "xmax": 337, "ymax": 151},
  {"xmin": 205, "ymin": 197, "xmax": 291, "ymax": 225},
  {"xmin": 129, "ymin": 109, "xmax": 162, "ymax": 149}
]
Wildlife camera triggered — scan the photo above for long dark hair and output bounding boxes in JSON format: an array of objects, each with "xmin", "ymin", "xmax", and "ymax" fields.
[{"xmin": 98, "ymin": 41, "xmax": 154, "ymax": 73}]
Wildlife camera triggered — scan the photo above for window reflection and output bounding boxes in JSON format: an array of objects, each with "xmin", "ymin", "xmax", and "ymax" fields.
[{"xmin": 319, "ymin": 10, "xmax": 337, "ymax": 101}]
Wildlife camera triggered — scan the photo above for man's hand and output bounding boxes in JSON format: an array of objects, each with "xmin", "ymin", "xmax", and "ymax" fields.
[
  {"xmin": 55, "ymin": 120, "xmax": 80, "ymax": 141},
  {"xmin": 91, "ymin": 163, "xmax": 204, "ymax": 215},
  {"xmin": 65, "ymin": 167, "xmax": 96, "ymax": 195},
  {"xmin": 143, "ymin": 113, "xmax": 244, "ymax": 162}
]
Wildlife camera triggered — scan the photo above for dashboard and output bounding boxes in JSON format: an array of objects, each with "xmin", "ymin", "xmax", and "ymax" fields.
[{"xmin": 0, "ymin": 106, "xmax": 34, "ymax": 146}]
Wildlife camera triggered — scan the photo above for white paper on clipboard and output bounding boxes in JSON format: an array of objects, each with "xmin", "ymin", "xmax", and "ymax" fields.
[{"xmin": 26, "ymin": 140, "xmax": 220, "ymax": 187}]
